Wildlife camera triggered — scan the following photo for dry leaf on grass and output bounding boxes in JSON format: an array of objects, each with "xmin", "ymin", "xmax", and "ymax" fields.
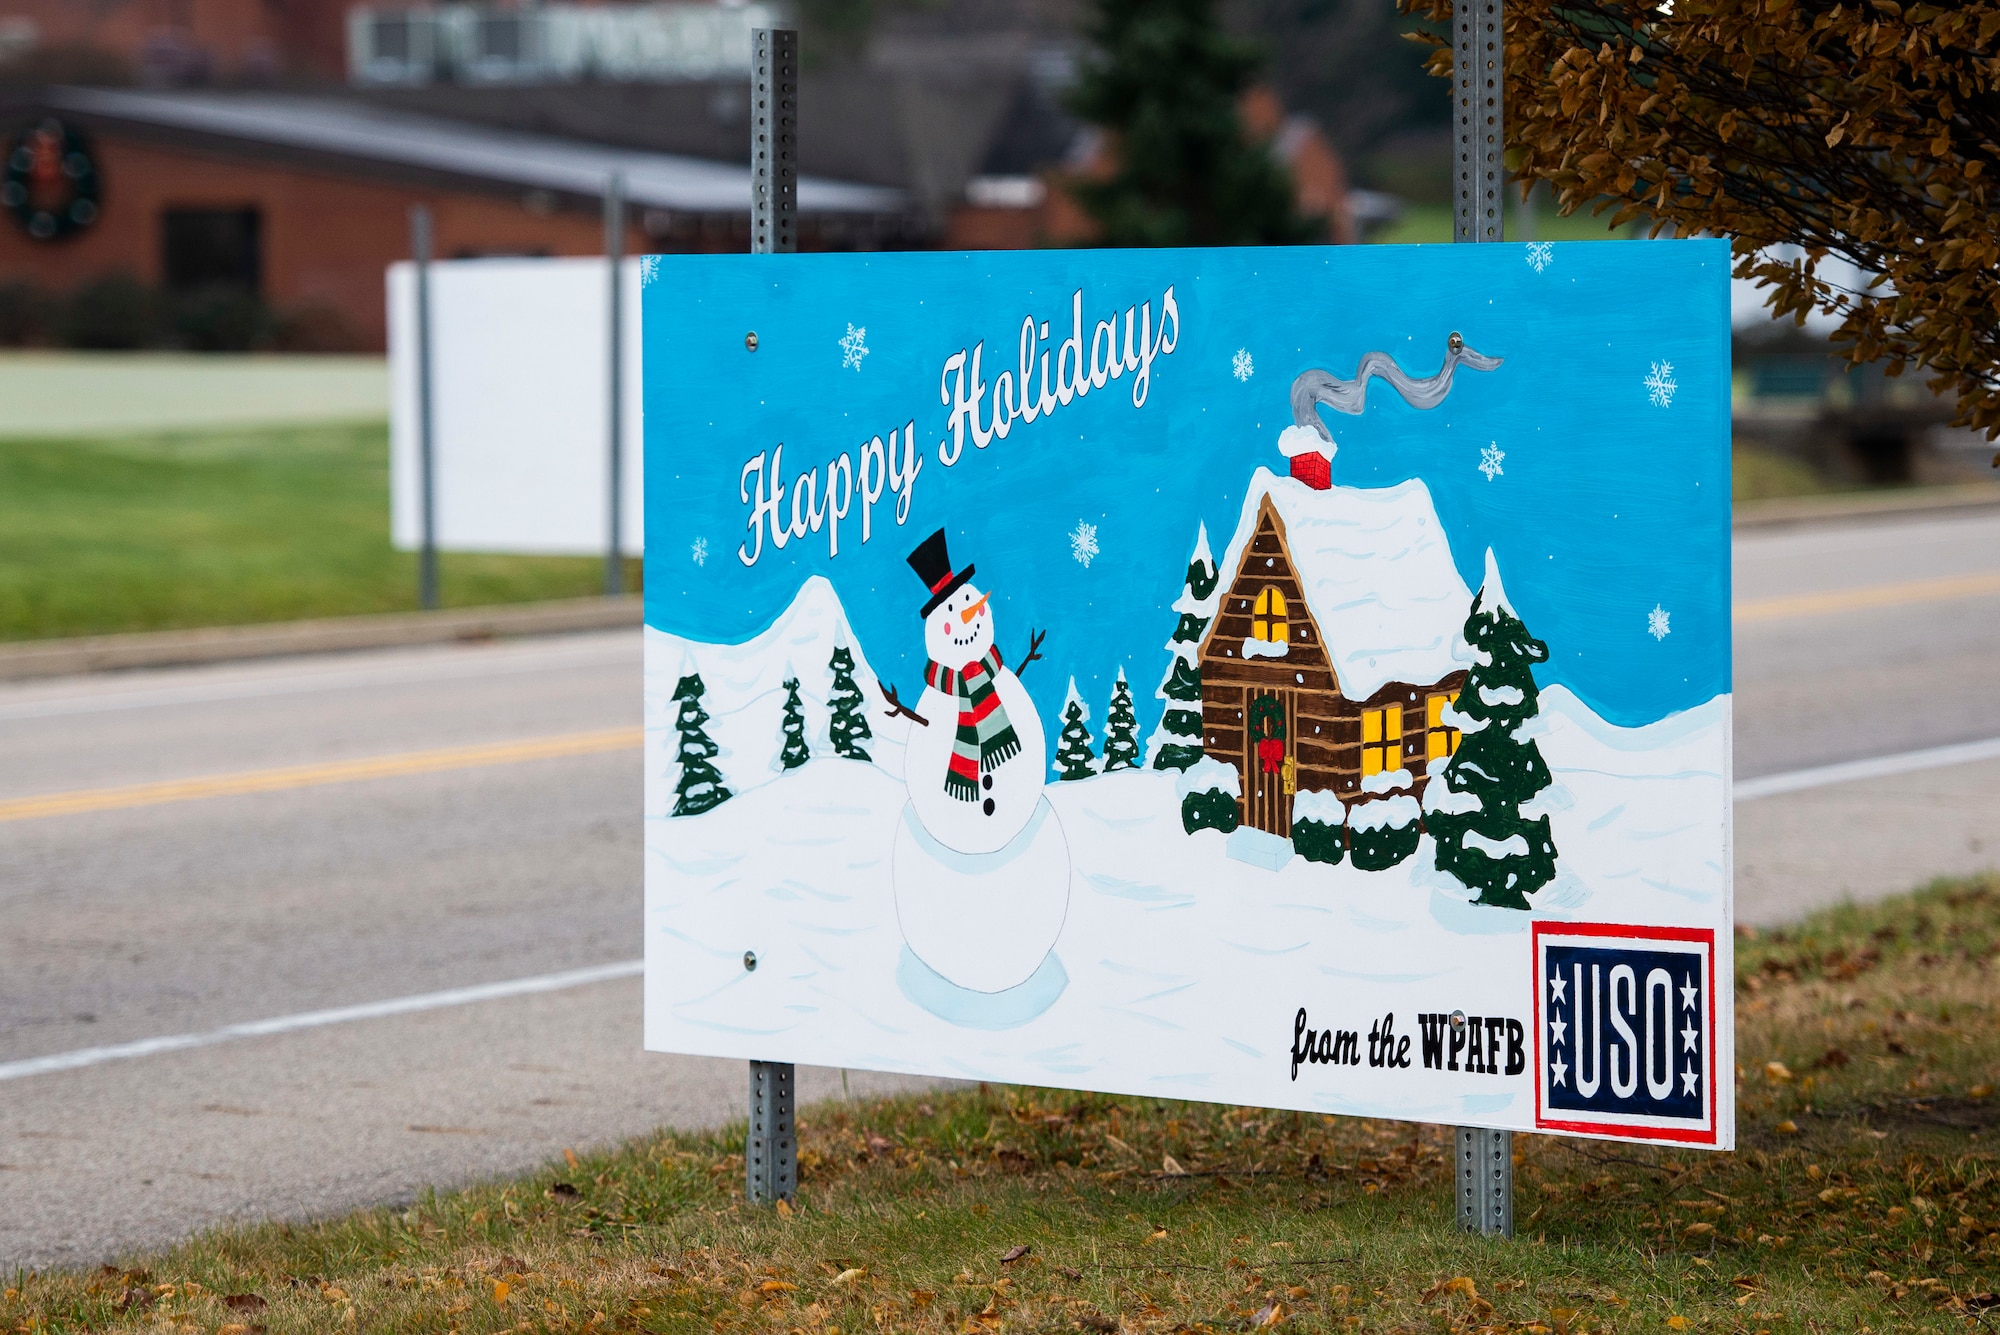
[
  {"xmin": 1421, "ymin": 1276, "xmax": 1477, "ymax": 1304},
  {"xmin": 222, "ymin": 1293, "xmax": 268, "ymax": 1311},
  {"xmin": 834, "ymin": 1268, "xmax": 866, "ymax": 1285},
  {"xmin": 1001, "ymin": 1244, "xmax": 1031, "ymax": 1264}
]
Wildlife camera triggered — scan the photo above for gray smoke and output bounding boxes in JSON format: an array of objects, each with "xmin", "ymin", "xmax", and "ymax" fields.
[{"xmin": 1289, "ymin": 339, "xmax": 1502, "ymax": 443}]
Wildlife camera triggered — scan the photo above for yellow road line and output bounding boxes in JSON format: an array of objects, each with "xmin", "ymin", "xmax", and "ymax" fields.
[
  {"xmin": 1735, "ymin": 570, "xmax": 2000, "ymax": 624},
  {"xmin": 0, "ymin": 727, "xmax": 642, "ymax": 824}
]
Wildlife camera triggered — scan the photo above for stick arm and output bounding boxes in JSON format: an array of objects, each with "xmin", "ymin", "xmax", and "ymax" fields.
[
  {"xmin": 1013, "ymin": 629, "xmax": 1047, "ymax": 678},
  {"xmin": 879, "ymin": 682, "xmax": 929, "ymax": 727}
]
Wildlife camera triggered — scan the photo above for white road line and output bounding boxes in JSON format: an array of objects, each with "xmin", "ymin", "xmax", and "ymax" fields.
[
  {"xmin": 5, "ymin": 737, "xmax": 1994, "ymax": 1085},
  {"xmin": 1735, "ymin": 735, "xmax": 2000, "ymax": 802},
  {"xmin": 0, "ymin": 960, "xmax": 642, "ymax": 1084}
]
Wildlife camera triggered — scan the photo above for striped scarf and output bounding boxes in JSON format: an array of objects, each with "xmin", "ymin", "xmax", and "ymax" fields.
[{"xmin": 923, "ymin": 647, "xmax": 1020, "ymax": 801}]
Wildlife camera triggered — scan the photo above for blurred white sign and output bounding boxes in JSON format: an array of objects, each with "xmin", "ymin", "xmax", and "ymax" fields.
[{"xmin": 387, "ymin": 256, "xmax": 643, "ymax": 557}]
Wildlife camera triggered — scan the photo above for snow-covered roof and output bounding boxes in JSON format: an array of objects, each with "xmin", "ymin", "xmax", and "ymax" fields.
[{"xmin": 1214, "ymin": 467, "xmax": 1473, "ymax": 702}]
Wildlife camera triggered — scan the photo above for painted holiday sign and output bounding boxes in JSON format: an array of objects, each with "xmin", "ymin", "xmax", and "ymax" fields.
[{"xmin": 641, "ymin": 240, "xmax": 1734, "ymax": 1148}]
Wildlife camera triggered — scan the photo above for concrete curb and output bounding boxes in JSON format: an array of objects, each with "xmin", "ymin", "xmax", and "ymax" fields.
[
  {"xmin": 1733, "ymin": 482, "xmax": 2000, "ymax": 531},
  {"xmin": 0, "ymin": 596, "xmax": 643, "ymax": 683}
]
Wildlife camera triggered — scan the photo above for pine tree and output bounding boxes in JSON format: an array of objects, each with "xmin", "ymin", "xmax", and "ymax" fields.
[
  {"xmin": 1067, "ymin": 0, "xmax": 1318, "ymax": 247},
  {"xmin": 1101, "ymin": 670, "xmax": 1140, "ymax": 771},
  {"xmin": 778, "ymin": 675, "xmax": 810, "ymax": 770},
  {"xmin": 671, "ymin": 672, "xmax": 731, "ymax": 817},
  {"xmin": 1424, "ymin": 552, "xmax": 1559, "ymax": 910},
  {"xmin": 826, "ymin": 645, "xmax": 872, "ymax": 761},
  {"xmin": 1149, "ymin": 523, "xmax": 1220, "ymax": 771},
  {"xmin": 1054, "ymin": 678, "xmax": 1098, "ymax": 781}
]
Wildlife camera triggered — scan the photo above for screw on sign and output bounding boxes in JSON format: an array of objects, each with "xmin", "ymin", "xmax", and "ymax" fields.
[{"xmin": 3, "ymin": 118, "xmax": 101, "ymax": 241}]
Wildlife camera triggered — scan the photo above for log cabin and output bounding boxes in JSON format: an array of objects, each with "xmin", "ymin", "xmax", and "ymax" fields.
[{"xmin": 1197, "ymin": 467, "xmax": 1473, "ymax": 840}]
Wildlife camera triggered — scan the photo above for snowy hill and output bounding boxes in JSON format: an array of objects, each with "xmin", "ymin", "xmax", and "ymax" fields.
[
  {"xmin": 644, "ymin": 575, "xmax": 910, "ymax": 801},
  {"xmin": 1214, "ymin": 468, "xmax": 1474, "ymax": 702}
]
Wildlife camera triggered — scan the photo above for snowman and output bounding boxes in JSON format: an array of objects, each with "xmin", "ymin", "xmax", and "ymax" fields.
[{"xmin": 880, "ymin": 529, "xmax": 1072, "ymax": 995}]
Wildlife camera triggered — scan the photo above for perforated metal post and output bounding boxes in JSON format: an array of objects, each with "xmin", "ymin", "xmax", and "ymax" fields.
[
  {"xmin": 746, "ymin": 1059, "xmax": 796, "ymax": 1204},
  {"xmin": 1452, "ymin": 0, "xmax": 1504, "ymax": 243},
  {"xmin": 603, "ymin": 171, "xmax": 625, "ymax": 596},
  {"xmin": 1456, "ymin": 1126, "xmax": 1514, "ymax": 1236},
  {"xmin": 1449, "ymin": 0, "xmax": 1513, "ymax": 1237},
  {"xmin": 751, "ymin": 27, "xmax": 797, "ymax": 256},
  {"xmin": 744, "ymin": 26, "xmax": 800, "ymax": 1209}
]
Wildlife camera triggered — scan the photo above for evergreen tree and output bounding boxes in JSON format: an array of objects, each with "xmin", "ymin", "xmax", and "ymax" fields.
[
  {"xmin": 1424, "ymin": 553, "xmax": 1559, "ymax": 910},
  {"xmin": 1101, "ymin": 669, "xmax": 1140, "ymax": 771},
  {"xmin": 1068, "ymin": 0, "xmax": 1318, "ymax": 247},
  {"xmin": 778, "ymin": 675, "xmax": 810, "ymax": 770},
  {"xmin": 1149, "ymin": 523, "xmax": 1220, "ymax": 771},
  {"xmin": 671, "ymin": 672, "xmax": 731, "ymax": 817},
  {"xmin": 826, "ymin": 645, "xmax": 872, "ymax": 761},
  {"xmin": 1054, "ymin": 678, "xmax": 1099, "ymax": 781}
]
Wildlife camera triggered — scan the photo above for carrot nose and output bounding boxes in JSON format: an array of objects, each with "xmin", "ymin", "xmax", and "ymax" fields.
[{"xmin": 960, "ymin": 593, "xmax": 991, "ymax": 623}]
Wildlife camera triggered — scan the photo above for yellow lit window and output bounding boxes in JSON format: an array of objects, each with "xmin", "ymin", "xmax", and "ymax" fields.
[
  {"xmin": 1425, "ymin": 692, "xmax": 1462, "ymax": 763},
  {"xmin": 1360, "ymin": 704, "xmax": 1403, "ymax": 776},
  {"xmin": 1251, "ymin": 587, "xmax": 1289, "ymax": 643}
]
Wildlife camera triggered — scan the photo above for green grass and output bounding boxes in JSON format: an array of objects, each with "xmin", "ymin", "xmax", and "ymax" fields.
[
  {"xmin": 6, "ymin": 876, "xmax": 1996, "ymax": 1332},
  {"xmin": 0, "ymin": 423, "xmax": 637, "ymax": 642},
  {"xmin": 1731, "ymin": 448, "xmax": 1851, "ymax": 503},
  {"xmin": 1371, "ymin": 203, "xmax": 1642, "ymax": 246}
]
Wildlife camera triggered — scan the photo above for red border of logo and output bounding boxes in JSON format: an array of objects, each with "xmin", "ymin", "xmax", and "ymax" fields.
[{"xmin": 1531, "ymin": 921, "xmax": 1718, "ymax": 1145}]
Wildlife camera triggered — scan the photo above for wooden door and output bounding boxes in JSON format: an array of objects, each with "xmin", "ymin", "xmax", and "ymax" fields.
[{"xmin": 1243, "ymin": 686, "xmax": 1294, "ymax": 838}]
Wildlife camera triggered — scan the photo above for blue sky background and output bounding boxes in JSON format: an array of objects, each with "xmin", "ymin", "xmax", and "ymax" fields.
[{"xmin": 641, "ymin": 240, "xmax": 1731, "ymax": 734}]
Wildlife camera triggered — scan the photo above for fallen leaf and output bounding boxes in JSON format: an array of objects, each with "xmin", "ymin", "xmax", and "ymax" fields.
[
  {"xmin": 1765, "ymin": 1062, "xmax": 1793, "ymax": 1083},
  {"xmin": 1000, "ymin": 1244, "xmax": 1031, "ymax": 1264},
  {"xmin": 492, "ymin": 1281, "xmax": 510, "ymax": 1304},
  {"xmin": 223, "ymin": 1294, "xmax": 268, "ymax": 1311},
  {"xmin": 548, "ymin": 1182, "xmax": 581, "ymax": 1199},
  {"xmin": 1251, "ymin": 1301, "xmax": 1285, "ymax": 1327},
  {"xmin": 954, "ymin": 1271, "xmax": 977, "ymax": 1285},
  {"xmin": 1421, "ymin": 1277, "xmax": 1478, "ymax": 1303},
  {"xmin": 564, "ymin": 1148, "xmax": 580, "ymax": 1169},
  {"xmin": 1685, "ymin": 1222, "xmax": 1716, "ymax": 1236},
  {"xmin": 1162, "ymin": 1154, "xmax": 1188, "ymax": 1176},
  {"xmin": 1079, "ymin": 1310, "xmax": 1117, "ymax": 1333},
  {"xmin": 1667, "ymin": 1317, "xmax": 1689, "ymax": 1331},
  {"xmin": 1971, "ymin": 1084, "xmax": 1994, "ymax": 1099},
  {"xmin": 119, "ymin": 1288, "xmax": 156, "ymax": 1312},
  {"xmin": 909, "ymin": 1290, "xmax": 935, "ymax": 1307},
  {"xmin": 1775, "ymin": 1120, "xmax": 1799, "ymax": 1134},
  {"xmin": 834, "ymin": 1268, "xmax": 866, "ymax": 1285},
  {"xmin": 1057, "ymin": 1266, "xmax": 1084, "ymax": 1280},
  {"xmin": 759, "ymin": 1281, "xmax": 798, "ymax": 1293},
  {"xmin": 775, "ymin": 1198, "xmax": 795, "ymax": 1218},
  {"xmin": 218, "ymin": 1325, "xmax": 250, "ymax": 1335},
  {"xmin": 1149, "ymin": 1228, "xmax": 1168, "ymax": 1241}
]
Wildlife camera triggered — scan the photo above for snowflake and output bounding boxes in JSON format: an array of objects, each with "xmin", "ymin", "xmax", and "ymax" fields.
[
  {"xmin": 1478, "ymin": 442, "xmax": 1506, "ymax": 481},
  {"xmin": 1525, "ymin": 242, "xmax": 1554, "ymax": 274},
  {"xmin": 1232, "ymin": 348, "xmax": 1254, "ymax": 381},
  {"xmin": 691, "ymin": 536, "xmax": 708, "ymax": 566},
  {"xmin": 1069, "ymin": 520, "xmax": 1100, "ymax": 568},
  {"xmin": 838, "ymin": 323, "xmax": 869, "ymax": 371},
  {"xmin": 1644, "ymin": 359, "xmax": 1679, "ymax": 408},
  {"xmin": 1648, "ymin": 604, "xmax": 1671, "ymax": 641}
]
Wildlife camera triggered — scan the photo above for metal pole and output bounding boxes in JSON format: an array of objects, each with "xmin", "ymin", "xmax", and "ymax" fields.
[
  {"xmin": 1453, "ymin": 0, "xmax": 1504, "ymax": 244},
  {"xmin": 603, "ymin": 172, "xmax": 626, "ymax": 597},
  {"xmin": 1451, "ymin": 0, "xmax": 1512, "ymax": 1237},
  {"xmin": 410, "ymin": 203, "xmax": 439, "ymax": 611},
  {"xmin": 744, "ymin": 25, "xmax": 799, "ymax": 1209}
]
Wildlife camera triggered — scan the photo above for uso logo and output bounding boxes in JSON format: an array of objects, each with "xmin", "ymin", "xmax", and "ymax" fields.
[{"xmin": 1533, "ymin": 923, "xmax": 1717, "ymax": 1145}]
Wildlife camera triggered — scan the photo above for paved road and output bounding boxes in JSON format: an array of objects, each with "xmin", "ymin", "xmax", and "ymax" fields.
[{"xmin": 2, "ymin": 509, "xmax": 1996, "ymax": 1271}]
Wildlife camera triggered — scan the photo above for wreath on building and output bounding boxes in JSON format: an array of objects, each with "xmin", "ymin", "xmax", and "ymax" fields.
[
  {"xmin": 3, "ymin": 118, "xmax": 101, "ymax": 242},
  {"xmin": 1249, "ymin": 693, "xmax": 1286, "ymax": 773}
]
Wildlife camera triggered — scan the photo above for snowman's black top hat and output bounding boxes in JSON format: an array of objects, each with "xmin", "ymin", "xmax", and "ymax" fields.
[{"xmin": 908, "ymin": 528, "xmax": 975, "ymax": 619}]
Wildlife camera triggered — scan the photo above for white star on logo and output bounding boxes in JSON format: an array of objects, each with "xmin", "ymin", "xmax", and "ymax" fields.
[
  {"xmin": 1681, "ymin": 1066, "xmax": 1699, "ymax": 1097},
  {"xmin": 1549, "ymin": 973, "xmax": 1567, "ymax": 1004},
  {"xmin": 1681, "ymin": 1022, "xmax": 1699, "ymax": 1053},
  {"xmin": 1681, "ymin": 976, "xmax": 1699, "ymax": 1010},
  {"xmin": 1550, "ymin": 1056, "xmax": 1568, "ymax": 1088},
  {"xmin": 1549, "ymin": 1018, "xmax": 1567, "ymax": 1048}
]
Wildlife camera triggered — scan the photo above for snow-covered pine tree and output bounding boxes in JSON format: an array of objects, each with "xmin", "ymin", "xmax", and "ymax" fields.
[
  {"xmin": 671, "ymin": 672, "xmax": 731, "ymax": 816},
  {"xmin": 826, "ymin": 645, "xmax": 872, "ymax": 761},
  {"xmin": 1100, "ymin": 669, "xmax": 1140, "ymax": 771},
  {"xmin": 778, "ymin": 675, "xmax": 810, "ymax": 770},
  {"xmin": 1147, "ymin": 523, "xmax": 1221, "ymax": 771},
  {"xmin": 1423, "ymin": 550, "xmax": 1560, "ymax": 909},
  {"xmin": 1054, "ymin": 677, "xmax": 1098, "ymax": 780}
]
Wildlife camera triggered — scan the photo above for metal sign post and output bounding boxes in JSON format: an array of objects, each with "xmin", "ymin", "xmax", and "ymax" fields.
[
  {"xmin": 604, "ymin": 172, "xmax": 627, "ymax": 597},
  {"xmin": 409, "ymin": 204, "xmax": 440, "ymax": 611},
  {"xmin": 744, "ymin": 24, "xmax": 800, "ymax": 1209},
  {"xmin": 1452, "ymin": 0, "xmax": 1512, "ymax": 1237}
]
